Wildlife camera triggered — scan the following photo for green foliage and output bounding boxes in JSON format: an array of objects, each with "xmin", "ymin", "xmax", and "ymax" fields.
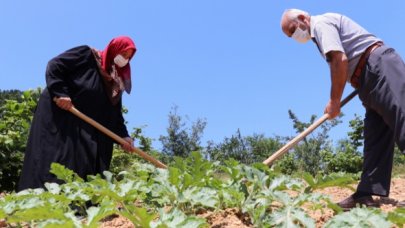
[
  {"xmin": 0, "ymin": 92, "xmax": 399, "ymax": 227},
  {"xmin": 0, "ymin": 153, "xmax": 396, "ymax": 227},
  {"xmin": 393, "ymin": 146, "xmax": 405, "ymax": 166},
  {"xmin": 273, "ymin": 153, "xmax": 299, "ymax": 175},
  {"xmin": 347, "ymin": 114, "xmax": 364, "ymax": 150},
  {"xmin": 321, "ymin": 139, "xmax": 363, "ymax": 174},
  {"xmin": 387, "ymin": 207, "xmax": 405, "ymax": 226},
  {"xmin": 0, "ymin": 89, "xmax": 24, "ymax": 107},
  {"xmin": 109, "ymin": 126, "xmax": 158, "ymax": 175},
  {"xmin": 346, "ymin": 113, "xmax": 404, "ymax": 174},
  {"xmin": 206, "ymin": 129, "xmax": 251, "ymax": 163},
  {"xmin": 0, "ymin": 89, "xmax": 41, "ymax": 191},
  {"xmin": 0, "ymin": 189, "xmax": 82, "ymax": 227},
  {"xmin": 248, "ymin": 134, "xmax": 284, "ymax": 162},
  {"xmin": 110, "ymin": 148, "xmax": 139, "ymax": 176},
  {"xmin": 159, "ymin": 105, "xmax": 207, "ymax": 160},
  {"xmin": 1, "ymin": 163, "xmax": 159, "ymax": 227},
  {"xmin": 205, "ymin": 110, "xmax": 367, "ymax": 176},
  {"xmin": 324, "ymin": 207, "xmax": 392, "ymax": 227},
  {"xmin": 268, "ymin": 206, "xmax": 315, "ymax": 228},
  {"xmin": 206, "ymin": 130, "xmax": 282, "ymax": 165},
  {"xmin": 287, "ymin": 110, "xmax": 341, "ymax": 175},
  {"xmin": 300, "ymin": 172, "xmax": 357, "ymax": 193},
  {"xmin": 50, "ymin": 163, "xmax": 84, "ymax": 183},
  {"xmin": 267, "ymin": 111, "xmax": 364, "ymax": 176},
  {"xmin": 132, "ymin": 126, "xmax": 153, "ymax": 152},
  {"xmin": 151, "ymin": 208, "xmax": 207, "ymax": 228},
  {"xmin": 393, "ymin": 163, "xmax": 405, "ymax": 178},
  {"xmin": 239, "ymin": 169, "xmax": 333, "ymax": 228}
]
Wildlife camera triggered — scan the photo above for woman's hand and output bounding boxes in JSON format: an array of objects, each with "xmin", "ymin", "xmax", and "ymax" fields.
[
  {"xmin": 121, "ymin": 137, "xmax": 134, "ymax": 152},
  {"xmin": 54, "ymin": 97, "xmax": 73, "ymax": 110}
]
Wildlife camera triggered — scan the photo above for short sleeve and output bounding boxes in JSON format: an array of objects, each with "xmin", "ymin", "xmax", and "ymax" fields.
[{"xmin": 313, "ymin": 21, "xmax": 345, "ymax": 58}]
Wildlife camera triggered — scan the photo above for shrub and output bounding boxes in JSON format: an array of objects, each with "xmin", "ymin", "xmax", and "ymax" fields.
[{"xmin": 0, "ymin": 89, "xmax": 41, "ymax": 191}]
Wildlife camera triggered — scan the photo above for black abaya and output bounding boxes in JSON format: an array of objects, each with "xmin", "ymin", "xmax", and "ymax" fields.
[{"xmin": 18, "ymin": 46, "xmax": 128, "ymax": 191}]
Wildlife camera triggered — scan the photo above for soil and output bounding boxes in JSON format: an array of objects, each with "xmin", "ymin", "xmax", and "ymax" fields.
[{"xmin": 98, "ymin": 177, "xmax": 405, "ymax": 228}]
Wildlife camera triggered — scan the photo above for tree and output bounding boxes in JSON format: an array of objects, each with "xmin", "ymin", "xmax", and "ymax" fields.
[
  {"xmin": 347, "ymin": 114, "xmax": 364, "ymax": 150},
  {"xmin": 0, "ymin": 89, "xmax": 41, "ymax": 191},
  {"xmin": 287, "ymin": 110, "xmax": 341, "ymax": 175},
  {"xmin": 206, "ymin": 129, "xmax": 250, "ymax": 163},
  {"xmin": 206, "ymin": 130, "xmax": 283, "ymax": 165},
  {"xmin": 247, "ymin": 134, "xmax": 284, "ymax": 163},
  {"xmin": 321, "ymin": 139, "xmax": 363, "ymax": 174},
  {"xmin": 159, "ymin": 106, "xmax": 206, "ymax": 159},
  {"xmin": 0, "ymin": 90, "xmax": 23, "ymax": 107}
]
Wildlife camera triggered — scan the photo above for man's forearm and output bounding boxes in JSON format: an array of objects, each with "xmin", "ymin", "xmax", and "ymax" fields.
[{"xmin": 329, "ymin": 53, "xmax": 348, "ymax": 103}]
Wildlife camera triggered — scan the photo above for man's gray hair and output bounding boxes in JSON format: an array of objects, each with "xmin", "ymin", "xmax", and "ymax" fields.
[{"xmin": 282, "ymin": 9, "xmax": 310, "ymax": 21}]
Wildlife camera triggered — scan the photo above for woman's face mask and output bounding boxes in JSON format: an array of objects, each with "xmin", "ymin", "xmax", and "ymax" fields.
[
  {"xmin": 114, "ymin": 54, "xmax": 129, "ymax": 68},
  {"xmin": 292, "ymin": 21, "xmax": 310, "ymax": 43}
]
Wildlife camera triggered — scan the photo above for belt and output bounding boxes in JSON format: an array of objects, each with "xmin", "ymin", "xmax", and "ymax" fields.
[{"xmin": 350, "ymin": 42, "xmax": 383, "ymax": 88}]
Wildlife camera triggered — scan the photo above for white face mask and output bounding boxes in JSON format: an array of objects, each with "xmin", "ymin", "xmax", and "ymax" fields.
[
  {"xmin": 292, "ymin": 22, "xmax": 310, "ymax": 43},
  {"xmin": 114, "ymin": 54, "xmax": 129, "ymax": 68}
]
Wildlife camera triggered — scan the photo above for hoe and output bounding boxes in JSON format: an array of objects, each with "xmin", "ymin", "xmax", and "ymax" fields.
[
  {"xmin": 54, "ymin": 98, "xmax": 168, "ymax": 169},
  {"xmin": 263, "ymin": 90, "xmax": 358, "ymax": 166}
]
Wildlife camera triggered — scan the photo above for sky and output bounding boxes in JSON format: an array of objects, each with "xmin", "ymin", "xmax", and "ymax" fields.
[{"xmin": 1, "ymin": 1, "xmax": 405, "ymax": 150}]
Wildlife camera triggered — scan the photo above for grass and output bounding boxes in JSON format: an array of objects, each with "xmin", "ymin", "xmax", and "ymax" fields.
[{"xmin": 392, "ymin": 164, "xmax": 405, "ymax": 178}]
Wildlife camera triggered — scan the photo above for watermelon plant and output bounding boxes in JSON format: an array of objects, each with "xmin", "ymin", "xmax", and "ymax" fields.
[{"xmin": 1, "ymin": 152, "xmax": 401, "ymax": 227}]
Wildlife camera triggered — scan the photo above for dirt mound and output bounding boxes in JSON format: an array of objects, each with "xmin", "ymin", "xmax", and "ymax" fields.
[
  {"xmin": 198, "ymin": 208, "xmax": 251, "ymax": 228},
  {"xmin": 317, "ymin": 177, "xmax": 405, "ymax": 212},
  {"xmin": 310, "ymin": 177, "xmax": 405, "ymax": 227}
]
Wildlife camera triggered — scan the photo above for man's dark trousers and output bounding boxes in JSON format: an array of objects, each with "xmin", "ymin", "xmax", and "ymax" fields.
[{"xmin": 357, "ymin": 45, "xmax": 405, "ymax": 196}]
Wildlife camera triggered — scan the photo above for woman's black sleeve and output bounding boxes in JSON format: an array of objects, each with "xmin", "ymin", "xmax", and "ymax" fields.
[{"xmin": 45, "ymin": 46, "xmax": 83, "ymax": 98}]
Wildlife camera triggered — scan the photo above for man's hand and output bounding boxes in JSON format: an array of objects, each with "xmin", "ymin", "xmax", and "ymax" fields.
[
  {"xmin": 121, "ymin": 137, "xmax": 134, "ymax": 152},
  {"xmin": 324, "ymin": 99, "xmax": 341, "ymax": 119},
  {"xmin": 54, "ymin": 97, "xmax": 73, "ymax": 110}
]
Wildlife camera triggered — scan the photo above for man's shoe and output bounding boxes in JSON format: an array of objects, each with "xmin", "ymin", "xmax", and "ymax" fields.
[{"xmin": 337, "ymin": 195, "xmax": 379, "ymax": 211}]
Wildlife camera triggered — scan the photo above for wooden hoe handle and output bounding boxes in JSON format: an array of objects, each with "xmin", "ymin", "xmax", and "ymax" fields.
[
  {"xmin": 52, "ymin": 98, "xmax": 168, "ymax": 169},
  {"xmin": 69, "ymin": 107, "xmax": 167, "ymax": 169},
  {"xmin": 262, "ymin": 90, "xmax": 358, "ymax": 166}
]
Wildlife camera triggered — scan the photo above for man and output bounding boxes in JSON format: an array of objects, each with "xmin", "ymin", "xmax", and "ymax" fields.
[{"xmin": 280, "ymin": 9, "xmax": 405, "ymax": 210}]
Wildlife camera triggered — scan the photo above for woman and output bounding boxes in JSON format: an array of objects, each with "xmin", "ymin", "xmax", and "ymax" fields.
[{"xmin": 18, "ymin": 36, "xmax": 136, "ymax": 191}]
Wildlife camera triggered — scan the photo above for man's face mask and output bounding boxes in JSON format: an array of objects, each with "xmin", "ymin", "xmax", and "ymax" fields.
[
  {"xmin": 114, "ymin": 54, "xmax": 129, "ymax": 68},
  {"xmin": 292, "ymin": 21, "xmax": 310, "ymax": 43}
]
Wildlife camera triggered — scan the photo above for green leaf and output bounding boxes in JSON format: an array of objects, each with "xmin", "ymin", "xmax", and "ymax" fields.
[
  {"xmin": 183, "ymin": 187, "xmax": 218, "ymax": 208},
  {"xmin": 151, "ymin": 208, "xmax": 207, "ymax": 228},
  {"xmin": 168, "ymin": 167, "xmax": 180, "ymax": 187},
  {"xmin": 324, "ymin": 207, "xmax": 391, "ymax": 228},
  {"xmin": 45, "ymin": 183, "xmax": 61, "ymax": 195},
  {"xmin": 86, "ymin": 201, "xmax": 117, "ymax": 228},
  {"xmin": 50, "ymin": 163, "xmax": 84, "ymax": 183},
  {"xmin": 7, "ymin": 205, "xmax": 66, "ymax": 223},
  {"xmin": 118, "ymin": 205, "xmax": 155, "ymax": 228},
  {"xmin": 387, "ymin": 207, "xmax": 405, "ymax": 226},
  {"xmin": 218, "ymin": 187, "xmax": 245, "ymax": 208},
  {"xmin": 302, "ymin": 172, "xmax": 357, "ymax": 193},
  {"xmin": 269, "ymin": 205, "xmax": 315, "ymax": 228}
]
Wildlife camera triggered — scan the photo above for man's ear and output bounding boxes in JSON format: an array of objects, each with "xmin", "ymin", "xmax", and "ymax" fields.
[
  {"xmin": 298, "ymin": 14, "xmax": 310, "ymax": 27},
  {"xmin": 297, "ymin": 14, "xmax": 306, "ymax": 21}
]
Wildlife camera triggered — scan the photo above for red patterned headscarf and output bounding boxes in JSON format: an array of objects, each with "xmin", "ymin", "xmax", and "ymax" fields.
[{"xmin": 100, "ymin": 36, "xmax": 136, "ymax": 93}]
